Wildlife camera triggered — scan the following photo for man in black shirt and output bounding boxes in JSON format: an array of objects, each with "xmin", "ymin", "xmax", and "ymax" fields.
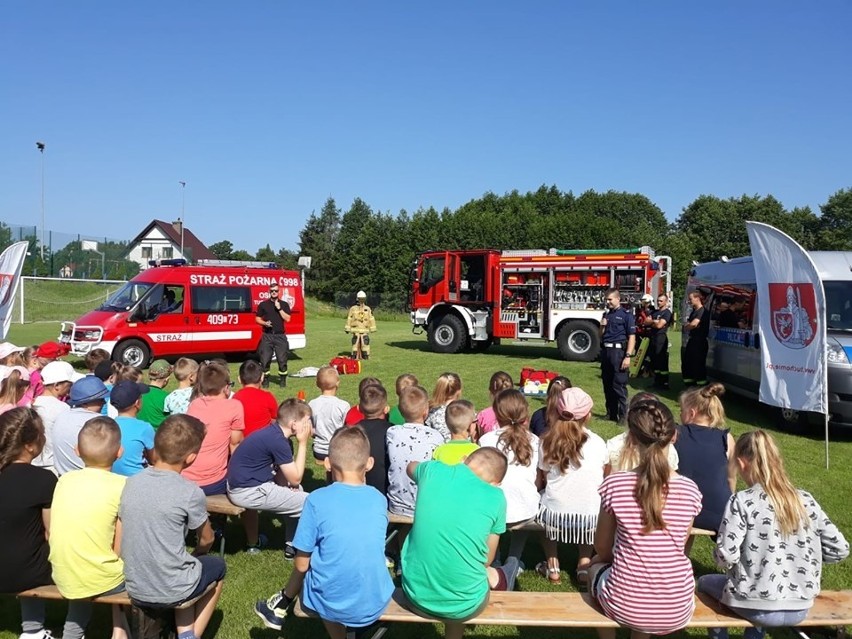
[
  {"xmin": 647, "ymin": 294, "xmax": 673, "ymax": 389},
  {"xmin": 255, "ymin": 284, "xmax": 291, "ymax": 388}
]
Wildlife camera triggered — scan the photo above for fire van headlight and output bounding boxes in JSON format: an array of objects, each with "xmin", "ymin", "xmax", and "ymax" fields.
[
  {"xmin": 827, "ymin": 338, "xmax": 850, "ymax": 365},
  {"xmin": 81, "ymin": 330, "xmax": 100, "ymax": 341}
]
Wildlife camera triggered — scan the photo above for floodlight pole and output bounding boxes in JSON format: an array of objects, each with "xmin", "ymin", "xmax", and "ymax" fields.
[{"xmin": 36, "ymin": 141, "xmax": 45, "ymax": 260}]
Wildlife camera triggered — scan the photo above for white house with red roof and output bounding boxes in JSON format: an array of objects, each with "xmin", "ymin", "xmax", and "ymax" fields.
[{"xmin": 126, "ymin": 219, "xmax": 216, "ymax": 269}]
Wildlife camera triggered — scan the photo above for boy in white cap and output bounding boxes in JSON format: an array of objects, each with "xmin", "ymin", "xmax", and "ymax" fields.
[{"xmin": 32, "ymin": 361, "xmax": 83, "ymax": 473}]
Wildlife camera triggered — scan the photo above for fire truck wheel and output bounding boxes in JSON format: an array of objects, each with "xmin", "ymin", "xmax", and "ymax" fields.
[
  {"xmin": 114, "ymin": 339, "xmax": 151, "ymax": 368},
  {"xmin": 428, "ymin": 314, "xmax": 468, "ymax": 354},
  {"xmin": 557, "ymin": 320, "xmax": 600, "ymax": 362}
]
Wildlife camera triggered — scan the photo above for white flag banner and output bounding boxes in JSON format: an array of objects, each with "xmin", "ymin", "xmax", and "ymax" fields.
[
  {"xmin": 0, "ymin": 241, "xmax": 30, "ymax": 340},
  {"xmin": 746, "ymin": 222, "xmax": 827, "ymax": 414}
]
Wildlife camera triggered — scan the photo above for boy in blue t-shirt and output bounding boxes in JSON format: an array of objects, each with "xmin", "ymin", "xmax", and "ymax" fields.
[
  {"xmin": 254, "ymin": 425, "xmax": 394, "ymax": 635},
  {"xmin": 110, "ymin": 380, "xmax": 155, "ymax": 476}
]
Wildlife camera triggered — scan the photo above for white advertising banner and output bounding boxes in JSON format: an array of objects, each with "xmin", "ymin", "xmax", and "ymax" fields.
[
  {"xmin": 746, "ymin": 222, "xmax": 827, "ymax": 415},
  {"xmin": 0, "ymin": 241, "xmax": 30, "ymax": 340}
]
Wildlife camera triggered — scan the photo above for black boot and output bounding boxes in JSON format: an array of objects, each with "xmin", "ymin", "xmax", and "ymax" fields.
[
  {"xmin": 279, "ymin": 374, "xmax": 287, "ymax": 388},
  {"xmin": 261, "ymin": 374, "xmax": 270, "ymax": 389}
]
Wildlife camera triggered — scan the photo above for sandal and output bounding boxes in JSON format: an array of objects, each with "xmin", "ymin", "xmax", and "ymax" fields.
[{"xmin": 535, "ymin": 561, "xmax": 561, "ymax": 585}]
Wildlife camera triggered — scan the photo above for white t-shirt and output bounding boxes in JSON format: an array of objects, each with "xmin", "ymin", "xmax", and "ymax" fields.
[
  {"xmin": 538, "ymin": 428, "xmax": 607, "ymax": 516},
  {"xmin": 32, "ymin": 395, "xmax": 71, "ymax": 469},
  {"xmin": 606, "ymin": 431, "xmax": 679, "ymax": 472},
  {"xmin": 309, "ymin": 395, "xmax": 351, "ymax": 456},
  {"xmin": 479, "ymin": 428, "xmax": 540, "ymax": 523}
]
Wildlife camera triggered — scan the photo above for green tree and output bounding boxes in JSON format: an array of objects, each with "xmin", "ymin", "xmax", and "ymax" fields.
[
  {"xmin": 298, "ymin": 197, "xmax": 341, "ymax": 301},
  {"xmin": 255, "ymin": 244, "xmax": 277, "ymax": 263},
  {"xmin": 208, "ymin": 240, "xmax": 234, "ymax": 260},
  {"xmin": 817, "ymin": 188, "xmax": 852, "ymax": 250}
]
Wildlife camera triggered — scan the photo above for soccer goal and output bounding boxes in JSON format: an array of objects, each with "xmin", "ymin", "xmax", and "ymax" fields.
[{"xmin": 12, "ymin": 276, "xmax": 127, "ymax": 324}]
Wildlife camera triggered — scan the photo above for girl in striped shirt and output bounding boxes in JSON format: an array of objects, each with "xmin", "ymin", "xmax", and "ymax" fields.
[{"xmin": 589, "ymin": 398, "xmax": 702, "ymax": 638}]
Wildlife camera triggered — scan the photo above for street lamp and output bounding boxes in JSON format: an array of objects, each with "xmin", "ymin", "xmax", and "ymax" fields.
[
  {"xmin": 179, "ymin": 181, "xmax": 186, "ymax": 257},
  {"xmin": 36, "ymin": 141, "xmax": 45, "ymax": 260}
]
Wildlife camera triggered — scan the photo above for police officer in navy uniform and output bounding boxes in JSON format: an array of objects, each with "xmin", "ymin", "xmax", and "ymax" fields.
[
  {"xmin": 646, "ymin": 293, "xmax": 673, "ymax": 389},
  {"xmin": 599, "ymin": 288, "xmax": 636, "ymax": 421}
]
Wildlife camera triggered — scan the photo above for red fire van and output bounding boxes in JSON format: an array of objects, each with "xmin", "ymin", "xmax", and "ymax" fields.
[{"xmin": 59, "ymin": 259, "xmax": 305, "ymax": 367}]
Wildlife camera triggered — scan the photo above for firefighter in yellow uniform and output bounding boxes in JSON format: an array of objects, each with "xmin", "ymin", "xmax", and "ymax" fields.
[{"xmin": 345, "ymin": 291, "xmax": 377, "ymax": 359}]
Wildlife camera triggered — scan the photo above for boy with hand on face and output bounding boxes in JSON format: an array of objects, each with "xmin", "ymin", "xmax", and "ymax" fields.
[{"xmin": 254, "ymin": 426, "xmax": 393, "ymax": 637}]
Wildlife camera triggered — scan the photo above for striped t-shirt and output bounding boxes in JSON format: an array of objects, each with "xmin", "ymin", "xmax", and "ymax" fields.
[{"xmin": 596, "ymin": 471, "xmax": 702, "ymax": 634}]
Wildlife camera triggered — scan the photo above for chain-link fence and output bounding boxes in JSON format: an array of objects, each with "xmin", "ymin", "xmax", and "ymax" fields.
[{"xmin": 1, "ymin": 222, "xmax": 137, "ymax": 280}]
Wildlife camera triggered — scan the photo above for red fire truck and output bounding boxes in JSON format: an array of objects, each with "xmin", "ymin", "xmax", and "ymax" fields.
[
  {"xmin": 60, "ymin": 259, "xmax": 305, "ymax": 367},
  {"xmin": 409, "ymin": 247, "xmax": 670, "ymax": 361}
]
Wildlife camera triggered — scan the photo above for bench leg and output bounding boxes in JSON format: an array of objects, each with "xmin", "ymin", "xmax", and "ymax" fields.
[{"xmin": 128, "ymin": 605, "xmax": 176, "ymax": 639}]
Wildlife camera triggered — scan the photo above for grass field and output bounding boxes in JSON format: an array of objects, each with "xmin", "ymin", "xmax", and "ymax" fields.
[{"xmin": 1, "ymin": 315, "xmax": 850, "ymax": 639}]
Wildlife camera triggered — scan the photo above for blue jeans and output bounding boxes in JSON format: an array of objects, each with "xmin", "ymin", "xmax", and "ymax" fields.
[{"xmin": 697, "ymin": 574, "xmax": 809, "ymax": 639}]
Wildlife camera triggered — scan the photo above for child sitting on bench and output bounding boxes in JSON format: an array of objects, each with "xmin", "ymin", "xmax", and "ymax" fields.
[
  {"xmin": 0, "ymin": 407, "xmax": 65, "ymax": 639},
  {"xmin": 402, "ymin": 447, "xmax": 519, "ymax": 639},
  {"xmin": 120, "ymin": 414, "xmax": 226, "ymax": 639},
  {"xmin": 227, "ymin": 398, "xmax": 311, "ymax": 557},
  {"xmin": 49, "ymin": 416, "xmax": 130, "ymax": 639},
  {"xmin": 254, "ymin": 425, "xmax": 393, "ymax": 636},
  {"xmin": 589, "ymin": 397, "xmax": 701, "ymax": 639},
  {"xmin": 698, "ymin": 430, "xmax": 849, "ymax": 639}
]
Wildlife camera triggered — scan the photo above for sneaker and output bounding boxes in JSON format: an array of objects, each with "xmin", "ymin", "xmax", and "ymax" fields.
[
  {"xmin": 283, "ymin": 542, "xmax": 296, "ymax": 560},
  {"xmin": 246, "ymin": 533, "xmax": 268, "ymax": 555},
  {"xmin": 255, "ymin": 594, "xmax": 287, "ymax": 631},
  {"xmin": 20, "ymin": 631, "xmax": 54, "ymax": 639}
]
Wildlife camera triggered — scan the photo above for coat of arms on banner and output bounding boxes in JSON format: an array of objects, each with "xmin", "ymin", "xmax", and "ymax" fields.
[{"xmin": 768, "ymin": 283, "xmax": 817, "ymax": 349}]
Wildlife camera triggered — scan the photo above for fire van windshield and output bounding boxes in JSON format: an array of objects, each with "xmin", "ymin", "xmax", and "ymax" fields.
[{"xmin": 99, "ymin": 282, "xmax": 155, "ymax": 312}]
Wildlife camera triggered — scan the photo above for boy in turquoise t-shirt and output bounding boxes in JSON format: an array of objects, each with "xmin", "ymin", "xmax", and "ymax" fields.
[
  {"xmin": 432, "ymin": 399, "xmax": 479, "ymax": 465},
  {"xmin": 402, "ymin": 447, "xmax": 519, "ymax": 639},
  {"xmin": 255, "ymin": 425, "xmax": 393, "ymax": 636}
]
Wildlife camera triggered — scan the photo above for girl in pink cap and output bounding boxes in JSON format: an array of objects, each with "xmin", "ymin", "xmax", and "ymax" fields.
[{"xmin": 535, "ymin": 386, "xmax": 607, "ymax": 585}]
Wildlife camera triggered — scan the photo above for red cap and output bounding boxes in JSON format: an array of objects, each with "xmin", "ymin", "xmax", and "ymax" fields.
[{"xmin": 34, "ymin": 342, "xmax": 69, "ymax": 359}]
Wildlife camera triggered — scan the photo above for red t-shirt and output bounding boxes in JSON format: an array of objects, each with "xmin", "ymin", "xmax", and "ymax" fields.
[
  {"xmin": 596, "ymin": 471, "xmax": 702, "ymax": 634},
  {"xmin": 233, "ymin": 387, "xmax": 279, "ymax": 437},
  {"xmin": 344, "ymin": 405, "xmax": 365, "ymax": 426}
]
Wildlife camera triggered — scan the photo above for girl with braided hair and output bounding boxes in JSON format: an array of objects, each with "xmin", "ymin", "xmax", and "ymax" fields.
[
  {"xmin": 0, "ymin": 407, "xmax": 66, "ymax": 639},
  {"xmin": 479, "ymin": 389, "xmax": 539, "ymax": 563},
  {"xmin": 589, "ymin": 398, "xmax": 702, "ymax": 638},
  {"xmin": 674, "ymin": 382, "xmax": 737, "ymax": 533},
  {"xmin": 698, "ymin": 430, "xmax": 848, "ymax": 639}
]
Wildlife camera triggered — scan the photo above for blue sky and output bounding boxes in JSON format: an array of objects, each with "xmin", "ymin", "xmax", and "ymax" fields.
[{"xmin": 2, "ymin": 1, "xmax": 850, "ymax": 253}]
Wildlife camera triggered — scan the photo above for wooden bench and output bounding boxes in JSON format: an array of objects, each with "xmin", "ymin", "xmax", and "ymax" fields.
[
  {"xmin": 295, "ymin": 588, "xmax": 852, "ymax": 636},
  {"xmin": 18, "ymin": 582, "xmax": 216, "ymax": 639},
  {"xmin": 387, "ymin": 512, "xmax": 715, "ymax": 536},
  {"xmin": 205, "ymin": 494, "xmax": 245, "ymax": 555}
]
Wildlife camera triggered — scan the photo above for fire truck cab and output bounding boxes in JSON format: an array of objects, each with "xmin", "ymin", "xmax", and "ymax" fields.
[
  {"xmin": 60, "ymin": 259, "xmax": 305, "ymax": 367},
  {"xmin": 410, "ymin": 247, "xmax": 670, "ymax": 361}
]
